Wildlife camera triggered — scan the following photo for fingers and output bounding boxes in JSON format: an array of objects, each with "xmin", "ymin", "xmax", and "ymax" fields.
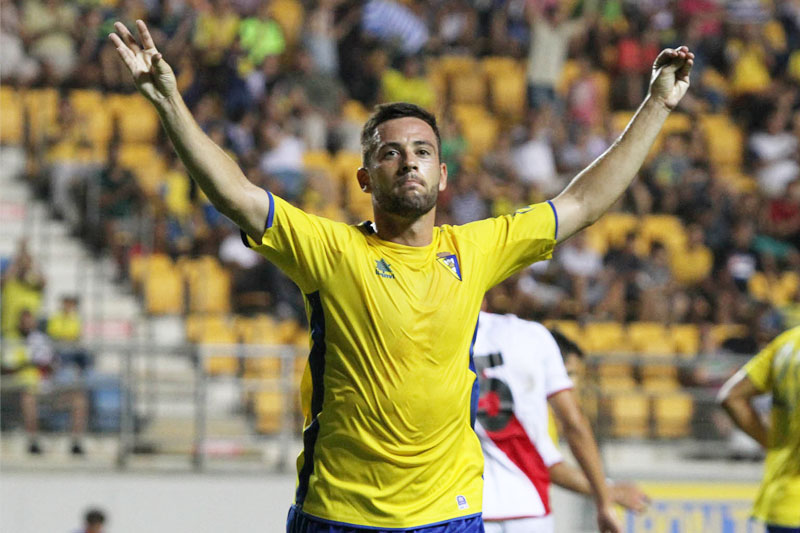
[
  {"xmin": 108, "ymin": 32, "xmax": 138, "ymax": 72},
  {"xmin": 136, "ymin": 19, "xmax": 157, "ymax": 51},
  {"xmin": 654, "ymin": 46, "xmax": 695, "ymax": 70},
  {"xmin": 114, "ymin": 21, "xmax": 141, "ymax": 53}
]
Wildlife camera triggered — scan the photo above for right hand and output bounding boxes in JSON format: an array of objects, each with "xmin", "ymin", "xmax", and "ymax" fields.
[
  {"xmin": 109, "ymin": 20, "xmax": 177, "ymax": 105},
  {"xmin": 596, "ymin": 503, "xmax": 622, "ymax": 533}
]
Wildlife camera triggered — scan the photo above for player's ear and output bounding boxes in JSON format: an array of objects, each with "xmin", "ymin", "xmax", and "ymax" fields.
[
  {"xmin": 438, "ymin": 162, "xmax": 448, "ymax": 192},
  {"xmin": 357, "ymin": 167, "xmax": 372, "ymax": 193}
]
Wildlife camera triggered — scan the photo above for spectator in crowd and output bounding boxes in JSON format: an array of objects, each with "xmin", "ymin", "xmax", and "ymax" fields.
[
  {"xmin": 47, "ymin": 295, "xmax": 92, "ymax": 372},
  {"xmin": 72, "ymin": 508, "xmax": 106, "ymax": 533},
  {"xmin": 1, "ymin": 240, "xmax": 46, "ymax": 337},
  {"xmin": 2, "ymin": 309, "xmax": 88, "ymax": 455}
]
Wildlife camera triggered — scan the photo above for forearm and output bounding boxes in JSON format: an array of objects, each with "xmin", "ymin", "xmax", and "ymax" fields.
[
  {"xmin": 549, "ymin": 461, "xmax": 593, "ymax": 495},
  {"xmin": 563, "ymin": 417, "xmax": 613, "ymax": 507},
  {"xmin": 155, "ymin": 94, "xmax": 265, "ymax": 236},
  {"xmin": 721, "ymin": 398, "xmax": 769, "ymax": 448},
  {"xmin": 554, "ymin": 96, "xmax": 670, "ymax": 236}
]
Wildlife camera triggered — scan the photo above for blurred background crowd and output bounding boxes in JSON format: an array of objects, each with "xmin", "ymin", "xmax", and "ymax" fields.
[{"xmin": 2, "ymin": 0, "xmax": 800, "ymax": 443}]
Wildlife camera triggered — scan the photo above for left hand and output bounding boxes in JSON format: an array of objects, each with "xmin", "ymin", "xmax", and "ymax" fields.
[
  {"xmin": 648, "ymin": 46, "xmax": 694, "ymax": 110},
  {"xmin": 596, "ymin": 503, "xmax": 622, "ymax": 533},
  {"xmin": 611, "ymin": 481, "xmax": 651, "ymax": 513}
]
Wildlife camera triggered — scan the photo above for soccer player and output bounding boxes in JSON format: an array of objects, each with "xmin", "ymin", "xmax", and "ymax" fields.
[
  {"xmin": 475, "ymin": 312, "xmax": 649, "ymax": 533},
  {"xmin": 109, "ymin": 20, "xmax": 692, "ymax": 533},
  {"xmin": 718, "ymin": 326, "xmax": 800, "ymax": 533}
]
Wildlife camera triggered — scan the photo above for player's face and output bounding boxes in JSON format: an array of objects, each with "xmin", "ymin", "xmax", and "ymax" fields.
[{"xmin": 361, "ymin": 117, "xmax": 447, "ymax": 218}]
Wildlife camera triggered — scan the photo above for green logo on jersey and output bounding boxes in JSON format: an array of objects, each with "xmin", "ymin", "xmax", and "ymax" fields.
[{"xmin": 375, "ymin": 258, "xmax": 395, "ymax": 279}]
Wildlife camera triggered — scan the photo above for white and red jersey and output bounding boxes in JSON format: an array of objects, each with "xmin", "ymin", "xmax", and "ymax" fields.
[{"xmin": 474, "ymin": 312, "xmax": 574, "ymax": 521}]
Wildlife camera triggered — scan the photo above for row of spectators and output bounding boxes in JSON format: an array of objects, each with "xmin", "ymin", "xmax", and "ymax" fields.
[{"xmin": 1, "ymin": 0, "xmax": 799, "ymax": 356}]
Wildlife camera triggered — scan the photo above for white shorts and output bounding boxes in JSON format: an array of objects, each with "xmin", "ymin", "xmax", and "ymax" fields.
[{"xmin": 483, "ymin": 514, "xmax": 554, "ymax": 533}]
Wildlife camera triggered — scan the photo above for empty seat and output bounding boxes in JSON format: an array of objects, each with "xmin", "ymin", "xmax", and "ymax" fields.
[
  {"xmin": 652, "ymin": 392, "xmax": 693, "ymax": 438},
  {"xmin": 22, "ymin": 88, "xmax": 59, "ymax": 145},
  {"xmin": 627, "ymin": 322, "xmax": 675, "ymax": 356},
  {"xmin": 143, "ymin": 263, "xmax": 185, "ymax": 315},
  {"xmin": 197, "ymin": 316, "xmax": 239, "ymax": 376},
  {"xmin": 543, "ymin": 320, "xmax": 582, "ymax": 344},
  {"xmin": 583, "ymin": 322, "xmax": 629, "ymax": 355},
  {"xmin": 607, "ymin": 391, "xmax": 650, "ymax": 438},
  {"xmin": 450, "ymin": 71, "xmax": 488, "ymax": 106},
  {"xmin": 670, "ymin": 324, "xmax": 700, "ymax": 357},
  {"xmin": 0, "ymin": 86, "xmax": 24, "ymax": 144},
  {"xmin": 130, "ymin": 253, "xmax": 174, "ymax": 289},
  {"xmin": 180, "ymin": 256, "xmax": 232, "ymax": 314},
  {"xmin": 638, "ymin": 215, "xmax": 687, "ymax": 254},
  {"xmin": 253, "ymin": 390, "xmax": 284, "ymax": 433},
  {"xmin": 269, "ymin": 0, "xmax": 304, "ymax": 44},
  {"xmin": 489, "ymin": 70, "xmax": 526, "ymax": 119}
]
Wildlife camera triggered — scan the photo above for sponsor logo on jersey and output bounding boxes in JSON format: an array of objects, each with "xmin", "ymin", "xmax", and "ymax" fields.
[
  {"xmin": 375, "ymin": 258, "xmax": 395, "ymax": 279},
  {"xmin": 437, "ymin": 252, "xmax": 462, "ymax": 281}
]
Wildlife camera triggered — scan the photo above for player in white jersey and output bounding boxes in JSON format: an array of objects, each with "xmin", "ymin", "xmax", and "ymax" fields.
[{"xmin": 474, "ymin": 312, "xmax": 648, "ymax": 533}]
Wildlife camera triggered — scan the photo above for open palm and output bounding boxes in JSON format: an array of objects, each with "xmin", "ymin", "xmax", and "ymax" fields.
[
  {"xmin": 649, "ymin": 46, "xmax": 694, "ymax": 110},
  {"xmin": 109, "ymin": 20, "xmax": 177, "ymax": 104}
]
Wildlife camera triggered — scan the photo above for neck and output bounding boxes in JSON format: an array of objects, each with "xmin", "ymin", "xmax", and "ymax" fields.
[{"xmin": 373, "ymin": 208, "xmax": 437, "ymax": 247}]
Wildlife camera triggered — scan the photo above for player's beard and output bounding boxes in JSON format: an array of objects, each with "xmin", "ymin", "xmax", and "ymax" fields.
[{"xmin": 373, "ymin": 178, "xmax": 439, "ymax": 218}]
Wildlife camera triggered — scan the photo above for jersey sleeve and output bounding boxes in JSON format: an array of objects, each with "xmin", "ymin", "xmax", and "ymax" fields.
[
  {"xmin": 743, "ymin": 339, "xmax": 779, "ymax": 393},
  {"xmin": 535, "ymin": 323, "xmax": 574, "ymax": 397},
  {"xmin": 241, "ymin": 192, "xmax": 351, "ymax": 294},
  {"xmin": 459, "ymin": 202, "xmax": 558, "ymax": 290}
]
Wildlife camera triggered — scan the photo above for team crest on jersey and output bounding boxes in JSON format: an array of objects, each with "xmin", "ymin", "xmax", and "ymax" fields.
[
  {"xmin": 456, "ymin": 495, "xmax": 469, "ymax": 510},
  {"xmin": 437, "ymin": 252, "xmax": 462, "ymax": 281},
  {"xmin": 375, "ymin": 258, "xmax": 395, "ymax": 279}
]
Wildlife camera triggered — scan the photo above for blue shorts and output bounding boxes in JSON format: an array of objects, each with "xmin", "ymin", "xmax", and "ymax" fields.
[
  {"xmin": 767, "ymin": 526, "xmax": 800, "ymax": 533},
  {"xmin": 286, "ymin": 506, "xmax": 485, "ymax": 533}
]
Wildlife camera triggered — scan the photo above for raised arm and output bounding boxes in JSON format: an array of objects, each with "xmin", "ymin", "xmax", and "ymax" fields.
[
  {"xmin": 549, "ymin": 389, "xmax": 621, "ymax": 533},
  {"xmin": 109, "ymin": 20, "xmax": 269, "ymax": 240},
  {"xmin": 550, "ymin": 47, "xmax": 694, "ymax": 242},
  {"xmin": 717, "ymin": 369, "xmax": 769, "ymax": 448}
]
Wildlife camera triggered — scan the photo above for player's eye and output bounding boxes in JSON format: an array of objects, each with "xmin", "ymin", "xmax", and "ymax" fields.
[
  {"xmin": 383, "ymin": 149, "xmax": 399, "ymax": 159},
  {"xmin": 417, "ymin": 149, "xmax": 431, "ymax": 156}
]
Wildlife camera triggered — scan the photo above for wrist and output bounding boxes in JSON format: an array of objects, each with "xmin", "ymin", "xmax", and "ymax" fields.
[
  {"xmin": 645, "ymin": 93, "xmax": 675, "ymax": 113},
  {"xmin": 154, "ymin": 92, "xmax": 183, "ymax": 116}
]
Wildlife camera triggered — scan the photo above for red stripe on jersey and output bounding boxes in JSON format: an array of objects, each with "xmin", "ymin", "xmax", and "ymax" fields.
[{"xmin": 485, "ymin": 414, "xmax": 551, "ymax": 514}]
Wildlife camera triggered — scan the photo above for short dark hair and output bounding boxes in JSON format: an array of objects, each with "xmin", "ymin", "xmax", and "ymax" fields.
[
  {"xmin": 360, "ymin": 102, "xmax": 441, "ymax": 165},
  {"xmin": 85, "ymin": 509, "xmax": 105, "ymax": 525},
  {"xmin": 549, "ymin": 329, "xmax": 584, "ymax": 361}
]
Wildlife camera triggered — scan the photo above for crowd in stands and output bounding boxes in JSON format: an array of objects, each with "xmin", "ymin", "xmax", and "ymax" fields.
[{"xmin": 2, "ymin": 0, "xmax": 800, "ymax": 439}]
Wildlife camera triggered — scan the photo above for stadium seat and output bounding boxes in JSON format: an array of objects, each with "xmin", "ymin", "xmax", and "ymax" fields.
[
  {"xmin": 652, "ymin": 392, "xmax": 693, "ymax": 438},
  {"xmin": 450, "ymin": 71, "xmax": 488, "ymax": 107},
  {"xmin": 488, "ymin": 70, "xmax": 526, "ymax": 119},
  {"xmin": 130, "ymin": 253, "xmax": 174, "ymax": 289},
  {"xmin": 748, "ymin": 272, "xmax": 800, "ymax": 307},
  {"xmin": 22, "ymin": 88, "xmax": 59, "ymax": 145},
  {"xmin": 641, "ymin": 376, "xmax": 680, "ymax": 391},
  {"xmin": 606, "ymin": 391, "xmax": 650, "ymax": 438},
  {"xmin": 710, "ymin": 324, "xmax": 748, "ymax": 348},
  {"xmin": 627, "ymin": 322, "xmax": 675, "ymax": 356},
  {"xmin": 670, "ymin": 324, "xmax": 700, "ymax": 358},
  {"xmin": 180, "ymin": 256, "xmax": 232, "ymax": 314},
  {"xmin": 583, "ymin": 322, "xmax": 630, "ymax": 354},
  {"xmin": 342, "ymin": 100, "xmax": 370, "ymax": 124},
  {"xmin": 253, "ymin": 390, "xmax": 284, "ymax": 434},
  {"xmin": 543, "ymin": 320, "xmax": 582, "ymax": 344},
  {"xmin": 436, "ymin": 55, "xmax": 478, "ymax": 79},
  {"xmin": 482, "ymin": 56, "xmax": 521, "ymax": 78},
  {"xmin": 556, "ymin": 59, "xmax": 582, "ymax": 96},
  {"xmin": 0, "ymin": 86, "xmax": 24, "ymax": 144},
  {"xmin": 598, "ymin": 374, "xmax": 637, "ymax": 391},
  {"xmin": 117, "ymin": 142, "xmax": 168, "ymax": 196},
  {"xmin": 699, "ymin": 114, "xmax": 743, "ymax": 167},
  {"xmin": 69, "ymin": 89, "xmax": 113, "ymax": 148},
  {"xmin": 196, "ymin": 315, "xmax": 239, "ymax": 376},
  {"xmin": 335, "ymin": 151, "xmax": 372, "ymax": 220},
  {"xmin": 637, "ymin": 215, "xmax": 687, "ymax": 255},
  {"xmin": 302, "ymin": 150, "xmax": 333, "ymax": 174},
  {"xmin": 143, "ymin": 261, "xmax": 185, "ymax": 315},
  {"xmin": 596, "ymin": 212, "xmax": 639, "ymax": 250}
]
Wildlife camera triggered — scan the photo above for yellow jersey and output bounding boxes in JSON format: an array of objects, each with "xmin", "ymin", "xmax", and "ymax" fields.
[
  {"xmin": 244, "ymin": 193, "xmax": 557, "ymax": 528},
  {"xmin": 744, "ymin": 325, "xmax": 800, "ymax": 528}
]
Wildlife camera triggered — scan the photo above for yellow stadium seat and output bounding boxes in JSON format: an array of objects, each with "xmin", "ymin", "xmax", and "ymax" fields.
[
  {"xmin": 627, "ymin": 322, "xmax": 675, "ymax": 356},
  {"xmin": 637, "ymin": 215, "xmax": 687, "ymax": 254},
  {"xmin": 130, "ymin": 253, "xmax": 174, "ymax": 288},
  {"xmin": 335, "ymin": 150, "xmax": 371, "ymax": 220},
  {"xmin": 642, "ymin": 376, "xmax": 680, "ymax": 391},
  {"xmin": 557, "ymin": 59, "xmax": 582, "ymax": 96},
  {"xmin": 22, "ymin": 88, "xmax": 59, "ymax": 145},
  {"xmin": 117, "ymin": 142, "xmax": 167, "ymax": 196},
  {"xmin": 0, "ymin": 86, "xmax": 24, "ymax": 144},
  {"xmin": 482, "ymin": 56, "xmax": 521, "ymax": 78},
  {"xmin": 143, "ymin": 262, "xmax": 185, "ymax": 315},
  {"xmin": 342, "ymin": 99, "xmax": 370, "ymax": 124},
  {"xmin": 748, "ymin": 272, "xmax": 800, "ymax": 307},
  {"xmin": 450, "ymin": 72, "xmax": 488, "ymax": 106},
  {"xmin": 596, "ymin": 212, "xmax": 639, "ymax": 249},
  {"xmin": 244, "ymin": 355, "xmax": 282, "ymax": 380},
  {"xmin": 583, "ymin": 322, "xmax": 629, "ymax": 354},
  {"xmin": 611, "ymin": 111, "xmax": 636, "ymax": 135},
  {"xmin": 113, "ymin": 94, "xmax": 160, "ymax": 143},
  {"xmin": 652, "ymin": 392, "xmax": 693, "ymax": 438},
  {"xmin": 269, "ymin": 0, "xmax": 304, "ymax": 44},
  {"xmin": 700, "ymin": 114, "xmax": 743, "ymax": 167},
  {"xmin": 254, "ymin": 390, "xmax": 284, "ymax": 433},
  {"xmin": 197, "ymin": 315, "xmax": 239, "ymax": 376},
  {"xmin": 180, "ymin": 256, "xmax": 232, "ymax": 314},
  {"xmin": 598, "ymin": 374, "xmax": 637, "ymax": 391},
  {"xmin": 607, "ymin": 391, "xmax": 650, "ymax": 438},
  {"xmin": 543, "ymin": 320, "xmax": 582, "ymax": 344},
  {"xmin": 69, "ymin": 89, "xmax": 113, "ymax": 148},
  {"xmin": 436, "ymin": 55, "xmax": 478, "ymax": 79},
  {"xmin": 710, "ymin": 324, "xmax": 748, "ymax": 348},
  {"xmin": 489, "ymin": 71, "xmax": 526, "ymax": 119},
  {"xmin": 662, "ymin": 113, "xmax": 691, "ymax": 135},
  {"xmin": 670, "ymin": 324, "xmax": 700, "ymax": 358}
]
